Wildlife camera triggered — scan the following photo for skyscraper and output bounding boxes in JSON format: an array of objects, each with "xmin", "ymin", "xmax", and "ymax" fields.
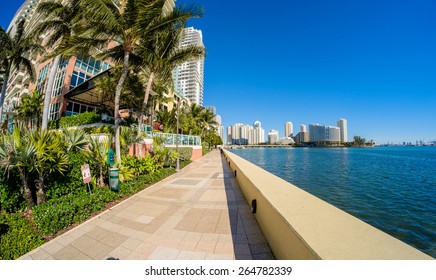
[
  {"xmin": 300, "ymin": 124, "xmax": 307, "ymax": 133},
  {"xmin": 268, "ymin": 130, "xmax": 279, "ymax": 144},
  {"xmin": 309, "ymin": 124, "xmax": 340, "ymax": 142},
  {"xmin": 172, "ymin": 27, "xmax": 205, "ymax": 105},
  {"xmin": 337, "ymin": 118, "xmax": 348, "ymax": 143},
  {"xmin": 285, "ymin": 122, "xmax": 293, "ymax": 137}
]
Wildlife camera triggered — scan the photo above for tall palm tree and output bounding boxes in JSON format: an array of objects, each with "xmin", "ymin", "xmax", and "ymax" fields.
[
  {"xmin": 0, "ymin": 21, "xmax": 40, "ymax": 122},
  {"xmin": 65, "ymin": 0, "xmax": 203, "ymax": 163},
  {"xmin": 136, "ymin": 9, "xmax": 205, "ymax": 137},
  {"xmin": 34, "ymin": 0, "xmax": 84, "ymax": 130},
  {"xmin": 15, "ymin": 90, "xmax": 43, "ymax": 129}
]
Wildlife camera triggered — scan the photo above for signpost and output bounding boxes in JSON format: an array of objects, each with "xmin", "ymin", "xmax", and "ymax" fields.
[{"xmin": 81, "ymin": 164, "xmax": 92, "ymax": 194}]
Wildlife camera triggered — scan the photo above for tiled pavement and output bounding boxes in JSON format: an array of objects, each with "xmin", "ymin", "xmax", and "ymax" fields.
[{"xmin": 19, "ymin": 150, "xmax": 275, "ymax": 260}]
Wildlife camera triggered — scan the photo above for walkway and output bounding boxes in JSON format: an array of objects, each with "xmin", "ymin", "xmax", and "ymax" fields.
[{"xmin": 19, "ymin": 150, "xmax": 274, "ymax": 260}]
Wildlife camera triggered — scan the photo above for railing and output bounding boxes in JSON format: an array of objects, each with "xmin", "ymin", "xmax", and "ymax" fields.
[{"xmin": 152, "ymin": 132, "xmax": 201, "ymax": 147}]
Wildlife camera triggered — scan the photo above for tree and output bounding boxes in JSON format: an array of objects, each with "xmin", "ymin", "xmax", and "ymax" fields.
[
  {"xmin": 0, "ymin": 21, "xmax": 41, "ymax": 122},
  {"xmin": 135, "ymin": 6, "xmax": 205, "ymax": 137},
  {"xmin": 64, "ymin": 0, "xmax": 200, "ymax": 164},
  {"xmin": 35, "ymin": 0, "xmax": 84, "ymax": 130},
  {"xmin": 15, "ymin": 90, "xmax": 43, "ymax": 129}
]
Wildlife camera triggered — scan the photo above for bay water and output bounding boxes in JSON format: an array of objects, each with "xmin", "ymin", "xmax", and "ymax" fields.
[{"xmin": 229, "ymin": 146, "xmax": 436, "ymax": 258}]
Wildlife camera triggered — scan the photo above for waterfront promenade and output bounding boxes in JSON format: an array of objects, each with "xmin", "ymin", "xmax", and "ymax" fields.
[{"xmin": 19, "ymin": 151, "xmax": 274, "ymax": 260}]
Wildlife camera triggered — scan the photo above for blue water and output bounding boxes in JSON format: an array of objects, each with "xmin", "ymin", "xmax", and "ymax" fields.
[{"xmin": 229, "ymin": 146, "xmax": 436, "ymax": 258}]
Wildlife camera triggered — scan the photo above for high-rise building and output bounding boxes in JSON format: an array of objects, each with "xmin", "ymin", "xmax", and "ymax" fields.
[
  {"xmin": 337, "ymin": 118, "xmax": 348, "ymax": 143},
  {"xmin": 173, "ymin": 27, "xmax": 205, "ymax": 105},
  {"xmin": 285, "ymin": 122, "xmax": 293, "ymax": 137},
  {"xmin": 268, "ymin": 130, "xmax": 279, "ymax": 144},
  {"xmin": 309, "ymin": 124, "xmax": 340, "ymax": 143},
  {"xmin": 253, "ymin": 121, "xmax": 265, "ymax": 144},
  {"xmin": 227, "ymin": 121, "xmax": 264, "ymax": 145},
  {"xmin": 300, "ymin": 124, "xmax": 307, "ymax": 133}
]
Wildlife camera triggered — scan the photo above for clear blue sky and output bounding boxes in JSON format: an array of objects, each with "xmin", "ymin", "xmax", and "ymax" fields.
[{"xmin": 2, "ymin": 0, "xmax": 436, "ymax": 144}]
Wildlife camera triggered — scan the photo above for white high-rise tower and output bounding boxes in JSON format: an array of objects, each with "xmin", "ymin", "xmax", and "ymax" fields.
[
  {"xmin": 285, "ymin": 122, "xmax": 293, "ymax": 137},
  {"xmin": 173, "ymin": 27, "xmax": 205, "ymax": 105},
  {"xmin": 337, "ymin": 118, "xmax": 348, "ymax": 143}
]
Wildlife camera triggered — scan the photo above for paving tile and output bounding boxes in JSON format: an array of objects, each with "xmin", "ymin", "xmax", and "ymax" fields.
[
  {"xmin": 120, "ymin": 238, "xmax": 142, "ymax": 251},
  {"xmin": 147, "ymin": 246, "xmax": 181, "ymax": 260},
  {"xmin": 177, "ymin": 250, "xmax": 207, "ymax": 260},
  {"xmin": 52, "ymin": 245, "xmax": 92, "ymax": 260},
  {"xmin": 105, "ymin": 246, "xmax": 132, "ymax": 260},
  {"xmin": 249, "ymin": 243, "xmax": 272, "ymax": 255}
]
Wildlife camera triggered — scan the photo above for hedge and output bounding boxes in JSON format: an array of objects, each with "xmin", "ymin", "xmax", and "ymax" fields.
[
  {"xmin": 57, "ymin": 112, "xmax": 102, "ymax": 128},
  {"xmin": 0, "ymin": 213, "xmax": 44, "ymax": 260}
]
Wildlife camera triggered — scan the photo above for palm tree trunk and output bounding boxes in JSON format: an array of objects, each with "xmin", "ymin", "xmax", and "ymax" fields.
[
  {"xmin": 137, "ymin": 72, "xmax": 154, "ymax": 137},
  {"xmin": 42, "ymin": 55, "xmax": 61, "ymax": 130},
  {"xmin": 36, "ymin": 172, "xmax": 46, "ymax": 205},
  {"xmin": 20, "ymin": 173, "xmax": 35, "ymax": 210},
  {"xmin": 115, "ymin": 52, "xmax": 130, "ymax": 163},
  {"xmin": 0, "ymin": 73, "xmax": 10, "ymax": 123}
]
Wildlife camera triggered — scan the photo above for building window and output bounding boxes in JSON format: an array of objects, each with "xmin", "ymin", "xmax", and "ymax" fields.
[
  {"xmin": 51, "ymin": 71, "xmax": 66, "ymax": 97},
  {"xmin": 69, "ymin": 70, "xmax": 91, "ymax": 90},
  {"xmin": 65, "ymin": 101, "xmax": 97, "ymax": 116},
  {"xmin": 36, "ymin": 64, "xmax": 50, "ymax": 94},
  {"xmin": 75, "ymin": 57, "xmax": 110, "ymax": 76},
  {"xmin": 49, "ymin": 102, "xmax": 61, "ymax": 120}
]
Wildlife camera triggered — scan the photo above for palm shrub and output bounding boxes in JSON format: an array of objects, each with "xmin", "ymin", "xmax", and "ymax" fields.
[
  {"xmin": 86, "ymin": 135, "xmax": 110, "ymax": 187},
  {"xmin": 62, "ymin": 128, "xmax": 89, "ymax": 152},
  {"xmin": 28, "ymin": 129, "xmax": 69, "ymax": 205},
  {"xmin": 0, "ymin": 127, "xmax": 37, "ymax": 210}
]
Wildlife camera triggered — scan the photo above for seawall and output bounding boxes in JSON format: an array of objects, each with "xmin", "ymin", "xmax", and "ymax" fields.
[{"xmin": 222, "ymin": 149, "xmax": 433, "ymax": 260}]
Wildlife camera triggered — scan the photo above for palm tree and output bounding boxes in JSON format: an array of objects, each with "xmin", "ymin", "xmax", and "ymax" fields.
[
  {"xmin": 0, "ymin": 127, "xmax": 36, "ymax": 210},
  {"xmin": 0, "ymin": 21, "xmax": 40, "ymax": 122},
  {"xmin": 62, "ymin": 127, "xmax": 89, "ymax": 152},
  {"xmin": 28, "ymin": 129, "xmax": 69, "ymax": 205},
  {"xmin": 135, "ymin": 8, "xmax": 205, "ymax": 137},
  {"xmin": 34, "ymin": 0, "xmax": 84, "ymax": 130},
  {"xmin": 15, "ymin": 90, "xmax": 43, "ymax": 129},
  {"xmin": 65, "ymin": 0, "xmax": 203, "ymax": 163}
]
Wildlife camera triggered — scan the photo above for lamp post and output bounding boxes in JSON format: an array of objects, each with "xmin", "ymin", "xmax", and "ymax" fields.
[{"xmin": 175, "ymin": 96, "xmax": 189, "ymax": 172}]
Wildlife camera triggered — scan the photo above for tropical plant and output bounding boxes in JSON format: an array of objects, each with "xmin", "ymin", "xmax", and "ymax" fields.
[
  {"xmin": 0, "ymin": 21, "xmax": 41, "ymax": 122},
  {"xmin": 28, "ymin": 129, "xmax": 69, "ymax": 205},
  {"xmin": 120, "ymin": 126, "xmax": 142, "ymax": 154},
  {"xmin": 86, "ymin": 135, "xmax": 110, "ymax": 187},
  {"xmin": 0, "ymin": 127, "xmax": 36, "ymax": 210},
  {"xmin": 14, "ymin": 90, "xmax": 43, "ymax": 129},
  {"xmin": 62, "ymin": 128, "xmax": 89, "ymax": 152},
  {"xmin": 34, "ymin": 0, "xmax": 84, "ymax": 129}
]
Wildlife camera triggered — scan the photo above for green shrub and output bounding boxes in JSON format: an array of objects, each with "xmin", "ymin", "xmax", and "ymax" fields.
[
  {"xmin": 0, "ymin": 181, "xmax": 26, "ymax": 213},
  {"xmin": 122, "ymin": 156, "xmax": 162, "ymax": 176},
  {"xmin": 58, "ymin": 112, "xmax": 101, "ymax": 128},
  {"xmin": 46, "ymin": 151, "xmax": 90, "ymax": 199},
  {"xmin": 0, "ymin": 213, "xmax": 44, "ymax": 260},
  {"xmin": 83, "ymin": 124, "xmax": 115, "ymax": 135},
  {"xmin": 167, "ymin": 147, "xmax": 192, "ymax": 161}
]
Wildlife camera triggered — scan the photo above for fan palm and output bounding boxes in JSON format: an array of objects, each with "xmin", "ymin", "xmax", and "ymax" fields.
[
  {"xmin": 34, "ymin": 0, "xmax": 84, "ymax": 130},
  {"xmin": 62, "ymin": 127, "xmax": 89, "ymax": 152},
  {"xmin": 0, "ymin": 127, "xmax": 36, "ymax": 210},
  {"xmin": 0, "ymin": 21, "xmax": 41, "ymax": 122}
]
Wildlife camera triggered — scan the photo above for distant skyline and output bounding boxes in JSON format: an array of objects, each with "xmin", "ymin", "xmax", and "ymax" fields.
[{"xmin": 2, "ymin": 0, "xmax": 436, "ymax": 144}]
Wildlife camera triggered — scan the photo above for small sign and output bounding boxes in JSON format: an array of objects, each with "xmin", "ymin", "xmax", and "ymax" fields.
[
  {"xmin": 107, "ymin": 149, "xmax": 115, "ymax": 165},
  {"xmin": 81, "ymin": 164, "xmax": 92, "ymax": 184}
]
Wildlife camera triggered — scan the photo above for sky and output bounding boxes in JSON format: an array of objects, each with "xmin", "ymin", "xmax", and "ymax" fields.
[{"xmin": 1, "ymin": 0, "xmax": 436, "ymax": 144}]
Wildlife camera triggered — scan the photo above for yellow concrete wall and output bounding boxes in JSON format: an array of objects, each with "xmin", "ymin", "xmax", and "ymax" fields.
[{"xmin": 223, "ymin": 149, "xmax": 433, "ymax": 260}]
